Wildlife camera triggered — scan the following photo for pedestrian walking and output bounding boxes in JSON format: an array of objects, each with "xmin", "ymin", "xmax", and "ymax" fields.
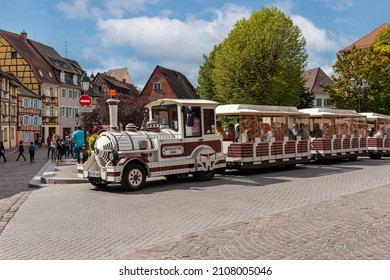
[
  {"xmin": 56, "ymin": 137, "xmax": 65, "ymax": 162},
  {"xmin": 64, "ymin": 135, "xmax": 71, "ymax": 157},
  {"xmin": 72, "ymin": 126, "xmax": 85, "ymax": 163},
  {"xmin": 0, "ymin": 141, "xmax": 6, "ymax": 162},
  {"xmin": 16, "ymin": 140, "xmax": 26, "ymax": 161},
  {"xmin": 29, "ymin": 142, "xmax": 36, "ymax": 163},
  {"xmin": 51, "ymin": 135, "xmax": 57, "ymax": 161}
]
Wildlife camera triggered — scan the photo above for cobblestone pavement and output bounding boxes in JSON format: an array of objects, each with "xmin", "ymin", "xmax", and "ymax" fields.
[
  {"xmin": 0, "ymin": 157, "xmax": 389, "ymax": 259},
  {"xmin": 0, "ymin": 147, "xmax": 51, "ymax": 233},
  {"xmin": 121, "ymin": 184, "xmax": 390, "ymax": 260}
]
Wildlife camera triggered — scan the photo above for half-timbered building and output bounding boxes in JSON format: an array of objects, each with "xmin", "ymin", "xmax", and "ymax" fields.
[
  {"xmin": 0, "ymin": 29, "xmax": 60, "ymax": 140},
  {"xmin": 0, "ymin": 70, "xmax": 20, "ymax": 149}
]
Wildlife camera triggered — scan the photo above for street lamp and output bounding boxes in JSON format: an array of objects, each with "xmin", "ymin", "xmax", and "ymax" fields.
[
  {"xmin": 79, "ymin": 73, "xmax": 90, "ymax": 144},
  {"xmin": 350, "ymin": 77, "xmax": 368, "ymax": 112}
]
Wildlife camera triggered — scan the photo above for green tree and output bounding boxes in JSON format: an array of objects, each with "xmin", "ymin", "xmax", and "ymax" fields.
[
  {"xmin": 197, "ymin": 45, "xmax": 218, "ymax": 100},
  {"xmin": 297, "ymin": 88, "xmax": 315, "ymax": 109},
  {"xmin": 328, "ymin": 26, "xmax": 390, "ymax": 114},
  {"xmin": 201, "ymin": 7, "xmax": 307, "ymax": 106}
]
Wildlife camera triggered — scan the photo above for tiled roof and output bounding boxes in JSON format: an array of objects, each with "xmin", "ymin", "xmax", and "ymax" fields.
[
  {"xmin": 29, "ymin": 39, "xmax": 80, "ymax": 75},
  {"xmin": 340, "ymin": 22, "xmax": 390, "ymax": 53},
  {"xmin": 96, "ymin": 72, "xmax": 139, "ymax": 97},
  {"xmin": 107, "ymin": 68, "xmax": 132, "ymax": 84},
  {"xmin": 157, "ymin": 65, "xmax": 198, "ymax": 99},
  {"xmin": 0, "ymin": 29, "xmax": 58, "ymax": 85},
  {"xmin": 303, "ymin": 67, "xmax": 333, "ymax": 94}
]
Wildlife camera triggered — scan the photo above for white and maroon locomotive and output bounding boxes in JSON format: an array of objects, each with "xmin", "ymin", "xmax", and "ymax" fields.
[{"xmin": 78, "ymin": 98, "xmax": 226, "ymax": 191}]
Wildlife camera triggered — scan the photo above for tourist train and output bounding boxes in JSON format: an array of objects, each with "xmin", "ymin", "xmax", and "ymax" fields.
[{"xmin": 78, "ymin": 98, "xmax": 390, "ymax": 191}]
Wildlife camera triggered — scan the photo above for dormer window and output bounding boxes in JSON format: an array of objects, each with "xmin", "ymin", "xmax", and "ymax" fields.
[
  {"xmin": 60, "ymin": 71, "xmax": 65, "ymax": 83},
  {"xmin": 73, "ymin": 74, "xmax": 78, "ymax": 85},
  {"xmin": 39, "ymin": 70, "xmax": 43, "ymax": 77},
  {"xmin": 48, "ymin": 72, "xmax": 53, "ymax": 78}
]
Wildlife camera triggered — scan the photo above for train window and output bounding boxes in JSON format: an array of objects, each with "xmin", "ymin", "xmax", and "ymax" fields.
[
  {"xmin": 151, "ymin": 104, "xmax": 179, "ymax": 131},
  {"xmin": 203, "ymin": 109, "xmax": 215, "ymax": 134},
  {"xmin": 184, "ymin": 106, "xmax": 201, "ymax": 137}
]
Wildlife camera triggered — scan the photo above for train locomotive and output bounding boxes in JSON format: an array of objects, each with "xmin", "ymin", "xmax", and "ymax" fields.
[{"xmin": 78, "ymin": 98, "xmax": 226, "ymax": 191}]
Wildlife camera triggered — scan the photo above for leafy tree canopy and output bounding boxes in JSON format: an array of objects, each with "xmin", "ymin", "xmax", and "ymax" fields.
[
  {"xmin": 327, "ymin": 26, "xmax": 390, "ymax": 114},
  {"xmin": 198, "ymin": 7, "xmax": 308, "ymax": 106}
]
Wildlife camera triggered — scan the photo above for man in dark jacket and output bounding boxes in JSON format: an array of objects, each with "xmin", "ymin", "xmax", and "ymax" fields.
[{"xmin": 16, "ymin": 140, "xmax": 26, "ymax": 161}]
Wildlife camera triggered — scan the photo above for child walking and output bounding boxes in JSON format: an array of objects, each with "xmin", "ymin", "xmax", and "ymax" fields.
[{"xmin": 29, "ymin": 142, "xmax": 36, "ymax": 163}]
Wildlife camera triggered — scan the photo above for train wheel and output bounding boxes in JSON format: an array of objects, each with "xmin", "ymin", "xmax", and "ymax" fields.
[
  {"xmin": 193, "ymin": 170, "xmax": 216, "ymax": 181},
  {"xmin": 122, "ymin": 163, "xmax": 146, "ymax": 191}
]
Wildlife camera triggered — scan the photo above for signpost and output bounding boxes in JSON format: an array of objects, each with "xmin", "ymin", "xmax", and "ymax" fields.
[{"xmin": 79, "ymin": 94, "xmax": 92, "ymax": 107}]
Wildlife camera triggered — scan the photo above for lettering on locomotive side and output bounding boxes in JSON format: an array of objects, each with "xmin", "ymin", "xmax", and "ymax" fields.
[{"xmin": 162, "ymin": 146, "xmax": 185, "ymax": 156}]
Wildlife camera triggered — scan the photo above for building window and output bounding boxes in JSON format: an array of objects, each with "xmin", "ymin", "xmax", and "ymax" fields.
[
  {"xmin": 23, "ymin": 115, "xmax": 29, "ymax": 125},
  {"xmin": 74, "ymin": 107, "xmax": 79, "ymax": 118},
  {"xmin": 61, "ymin": 106, "xmax": 66, "ymax": 118},
  {"xmin": 60, "ymin": 71, "xmax": 65, "ymax": 83},
  {"xmin": 153, "ymin": 82, "xmax": 161, "ymax": 90},
  {"xmin": 316, "ymin": 98, "xmax": 322, "ymax": 107},
  {"xmin": 73, "ymin": 74, "xmax": 78, "ymax": 85},
  {"xmin": 11, "ymin": 52, "xmax": 17, "ymax": 59},
  {"xmin": 325, "ymin": 99, "xmax": 331, "ymax": 107},
  {"xmin": 68, "ymin": 89, "xmax": 73, "ymax": 99},
  {"xmin": 74, "ymin": 90, "xmax": 80, "ymax": 99},
  {"xmin": 61, "ymin": 88, "xmax": 67, "ymax": 99},
  {"xmin": 68, "ymin": 107, "xmax": 73, "ymax": 118}
]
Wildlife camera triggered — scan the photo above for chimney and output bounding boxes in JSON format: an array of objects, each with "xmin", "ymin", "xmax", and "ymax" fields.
[
  {"xmin": 106, "ymin": 98, "xmax": 120, "ymax": 131},
  {"xmin": 21, "ymin": 30, "xmax": 27, "ymax": 41}
]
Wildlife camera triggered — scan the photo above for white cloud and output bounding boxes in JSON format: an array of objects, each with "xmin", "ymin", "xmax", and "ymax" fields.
[
  {"xmin": 94, "ymin": 4, "xmax": 251, "ymax": 85},
  {"xmin": 56, "ymin": 0, "xmax": 160, "ymax": 19}
]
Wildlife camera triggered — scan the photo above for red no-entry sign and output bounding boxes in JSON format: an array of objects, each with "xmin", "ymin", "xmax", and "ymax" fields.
[{"xmin": 79, "ymin": 94, "xmax": 92, "ymax": 107}]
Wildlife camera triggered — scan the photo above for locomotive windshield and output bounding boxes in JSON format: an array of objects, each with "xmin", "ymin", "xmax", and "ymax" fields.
[{"xmin": 151, "ymin": 104, "xmax": 179, "ymax": 131}]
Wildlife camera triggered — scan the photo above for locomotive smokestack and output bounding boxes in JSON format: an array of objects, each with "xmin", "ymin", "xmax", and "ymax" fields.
[{"xmin": 107, "ymin": 98, "xmax": 120, "ymax": 130}]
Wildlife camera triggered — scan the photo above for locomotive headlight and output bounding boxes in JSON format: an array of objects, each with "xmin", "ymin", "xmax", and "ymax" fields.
[{"xmin": 109, "ymin": 150, "xmax": 119, "ymax": 161}]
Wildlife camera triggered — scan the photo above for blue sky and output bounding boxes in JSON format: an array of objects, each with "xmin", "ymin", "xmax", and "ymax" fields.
[{"xmin": 1, "ymin": 0, "xmax": 389, "ymax": 89}]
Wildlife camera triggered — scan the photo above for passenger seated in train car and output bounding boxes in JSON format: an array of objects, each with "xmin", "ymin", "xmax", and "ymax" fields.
[
  {"xmin": 374, "ymin": 127, "xmax": 384, "ymax": 138},
  {"xmin": 311, "ymin": 123, "xmax": 323, "ymax": 138},
  {"xmin": 297, "ymin": 123, "xmax": 309, "ymax": 140},
  {"xmin": 354, "ymin": 124, "xmax": 367, "ymax": 137},
  {"xmin": 215, "ymin": 121, "xmax": 226, "ymax": 139},
  {"xmin": 225, "ymin": 124, "xmax": 235, "ymax": 141},
  {"xmin": 292, "ymin": 123, "xmax": 299, "ymax": 137},
  {"xmin": 368, "ymin": 127, "xmax": 376, "ymax": 137},
  {"xmin": 337, "ymin": 123, "xmax": 351, "ymax": 138},
  {"xmin": 261, "ymin": 123, "xmax": 273, "ymax": 142},
  {"xmin": 272, "ymin": 122, "xmax": 283, "ymax": 141},
  {"xmin": 322, "ymin": 123, "xmax": 332, "ymax": 139}
]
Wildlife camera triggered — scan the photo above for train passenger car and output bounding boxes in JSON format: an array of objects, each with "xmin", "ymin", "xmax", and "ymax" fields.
[
  {"xmin": 216, "ymin": 104, "xmax": 311, "ymax": 169},
  {"xmin": 78, "ymin": 98, "xmax": 226, "ymax": 191},
  {"xmin": 360, "ymin": 112, "xmax": 390, "ymax": 159},
  {"xmin": 299, "ymin": 108, "xmax": 367, "ymax": 161}
]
